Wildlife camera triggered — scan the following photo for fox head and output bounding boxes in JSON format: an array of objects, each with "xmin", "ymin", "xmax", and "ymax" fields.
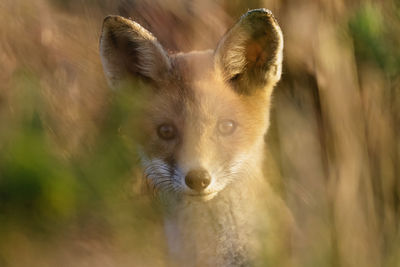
[{"xmin": 99, "ymin": 9, "xmax": 283, "ymax": 202}]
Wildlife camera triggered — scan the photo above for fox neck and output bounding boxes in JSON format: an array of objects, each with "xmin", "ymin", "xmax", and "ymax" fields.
[{"xmin": 163, "ymin": 140, "xmax": 266, "ymax": 266}]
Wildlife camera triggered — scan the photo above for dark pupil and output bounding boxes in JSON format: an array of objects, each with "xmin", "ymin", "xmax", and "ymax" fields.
[
  {"xmin": 158, "ymin": 124, "xmax": 175, "ymax": 140},
  {"xmin": 218, "ymin": 120, "xmax": 235, "ymax": 135}
]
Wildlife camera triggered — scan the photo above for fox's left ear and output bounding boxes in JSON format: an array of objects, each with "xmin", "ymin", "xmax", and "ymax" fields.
[
  {"xmin": 215, "ymin": 9, "xmax": 283, "ymax": 95},
  {"xmin": 100, "ymin": 15, "xmax": 171, "ymax": 88}
]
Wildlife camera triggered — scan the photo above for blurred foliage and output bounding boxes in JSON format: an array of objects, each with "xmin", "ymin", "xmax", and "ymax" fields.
[
  {"xmin": 349, "ymin": 3, "xmax": 400, "ymax": 76},
  {"xmin": 0, "ymin": 0, "xmax": 399, "ymax": 266}
]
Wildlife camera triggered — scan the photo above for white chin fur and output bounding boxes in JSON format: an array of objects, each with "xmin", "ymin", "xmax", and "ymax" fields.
[{"xmin": 183, "ymin": 192, "xmax": 218, "ymax": 202}]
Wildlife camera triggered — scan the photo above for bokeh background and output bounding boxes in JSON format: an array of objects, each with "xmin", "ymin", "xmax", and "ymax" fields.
[{"xmin": 1, "ymin": 0, "xmax": 399, "ymax": 266}]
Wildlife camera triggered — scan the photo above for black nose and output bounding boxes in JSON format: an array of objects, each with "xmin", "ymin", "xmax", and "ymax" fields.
[{"xmin": 185, "ymin": 169, "xmax": 211, "ymax": 192}]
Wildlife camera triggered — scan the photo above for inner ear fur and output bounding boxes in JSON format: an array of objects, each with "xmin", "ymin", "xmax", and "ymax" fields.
[
  {"xmin": 215, "ymin": 9, "xmax": 283, "ymax": 95},
  {"xmin": 100, "ymin": 15, "xmax": 171, "ymax": 88}
]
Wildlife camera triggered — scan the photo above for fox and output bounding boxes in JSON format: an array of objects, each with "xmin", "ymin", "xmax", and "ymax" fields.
[{"xmin": 99, "ymin": 8, "xmax": 291, "ymax": 266}]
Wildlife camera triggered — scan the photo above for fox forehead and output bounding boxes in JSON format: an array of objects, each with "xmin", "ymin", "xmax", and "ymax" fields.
[
  {"xmin": 146, "ymin": 51, "xmax": 236, "ymax": 122},
  {"xmin": 146, "ymin": 50, "xmax": 268, "ymax": 128}
]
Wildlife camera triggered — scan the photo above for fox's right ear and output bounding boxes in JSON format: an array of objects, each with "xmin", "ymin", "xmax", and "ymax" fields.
[
  {"xmin": 100, "ymin": 15, "xmax": 171, "ymax": 88},
  {"xmin": 215, "ymin": 9, "xmax": 283, "ymax": 95}
]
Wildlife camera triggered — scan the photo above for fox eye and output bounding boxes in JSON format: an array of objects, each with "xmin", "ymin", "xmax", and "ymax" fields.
[
  {"xmin": 157, "ymin": 124, "xmax": 176, "ymax": 140},
  {"xmin": 217, "ymin": 119, "xmax": 237, "ymax": 136}
]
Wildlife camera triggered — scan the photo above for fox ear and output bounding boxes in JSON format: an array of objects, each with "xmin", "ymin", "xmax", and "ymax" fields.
[
  {"xmin": 100, "ymin": 15, "xmax": 171, "ymax": 88},
  {"xmin": 215, "ymin": 9, "xmax": 283, "ymax": 95}
]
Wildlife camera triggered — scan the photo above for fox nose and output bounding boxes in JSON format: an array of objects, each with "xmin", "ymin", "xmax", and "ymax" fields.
[{"xmin": 185, "ymin": 169, "xmax": 211, "ymax": 192}]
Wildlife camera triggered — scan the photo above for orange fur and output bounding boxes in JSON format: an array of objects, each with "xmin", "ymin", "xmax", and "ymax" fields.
[{"xmin": 100, "ymin": 9, "xmax": 288, "ymax": 266}]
